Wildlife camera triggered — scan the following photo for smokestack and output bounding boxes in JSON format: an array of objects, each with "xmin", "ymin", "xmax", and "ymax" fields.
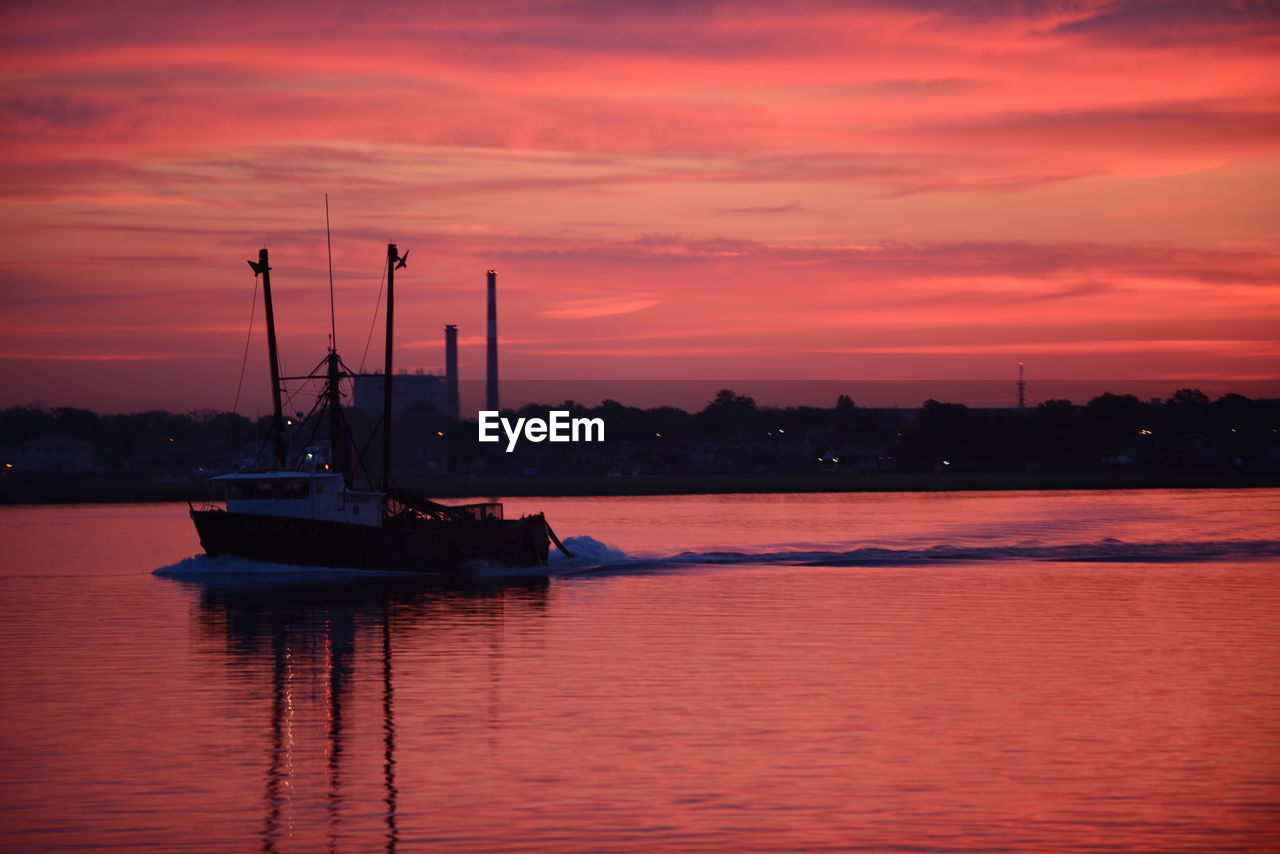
[
  {"xmin": 444, "ymin": 324, "xmax": 459, "ymax": 422},
  {"xmin": 486, "ymin": 269, "xmax": 499, "ymax": 412}
]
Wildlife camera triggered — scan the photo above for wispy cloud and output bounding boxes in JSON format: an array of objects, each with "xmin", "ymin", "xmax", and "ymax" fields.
[
  {"xmin": 722, "ymin": 201, "xmax": 804, "ymax": 214},
  {"xmin": 810, "ymin": 339, "xmax": 1280, "ymax": 357},
  {"xmin": 540, "ymin": 295, "xmax": 663, "ymax": 319},
  {"xmin": 0, "ymin": 352, "xmax": 221, "ymax": 361}
]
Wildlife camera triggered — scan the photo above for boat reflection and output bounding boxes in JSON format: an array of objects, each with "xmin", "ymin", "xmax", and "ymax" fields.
[{"xmin": 167, "ymin": 574, "xmax": 550, "ymax": 854}]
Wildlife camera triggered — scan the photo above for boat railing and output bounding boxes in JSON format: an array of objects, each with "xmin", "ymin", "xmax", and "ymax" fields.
[
  {"xmin": 443, "ymin": 501, "xmax": 503, "ymax": 523},
  {"xmin": 386, "ymin": 488, "xmax": 504, "ymax": 526}
]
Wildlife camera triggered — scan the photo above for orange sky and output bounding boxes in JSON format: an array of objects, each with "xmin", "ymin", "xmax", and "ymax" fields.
[{"xmin": 1, "ymin": 0, "xmax": 1278, "ymax": 413}]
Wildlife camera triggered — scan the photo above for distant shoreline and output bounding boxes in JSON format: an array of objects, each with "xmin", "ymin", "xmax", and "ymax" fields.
[{"xmin": 2, "ymin": 471, "xmax": 1277, "ymax": 504}]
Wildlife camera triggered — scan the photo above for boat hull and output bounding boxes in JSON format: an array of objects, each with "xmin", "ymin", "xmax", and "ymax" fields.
[{"xmin": 190, "ymin": 508, "xmax": 549, "ymax": 575}]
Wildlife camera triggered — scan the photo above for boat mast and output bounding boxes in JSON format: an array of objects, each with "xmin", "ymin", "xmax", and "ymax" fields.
[
  {"xmin": 249, "ymin": 248, "xmax": 287, "ymax": 469},
  {"xmin": 326, "ymin": 349, "xmax": 348, "ymax": 485},
  {"xmin": 382, "ymin": 243, "xmax": 406, "ymax": 493},
  {"xmin": 320, "ymin": 200, "xmax": 354, "ymax": 486}
]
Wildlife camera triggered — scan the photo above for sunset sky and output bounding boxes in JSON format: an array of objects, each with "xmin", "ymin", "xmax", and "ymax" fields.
[{"xmin": 2, "ymin": 0, "xmax": 1278, "ymax": 413}]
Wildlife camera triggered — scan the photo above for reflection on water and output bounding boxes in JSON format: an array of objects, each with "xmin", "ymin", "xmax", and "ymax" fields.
[{"xmin": 176, "ymin": 576, "xmax": 548, "ymax": 854}]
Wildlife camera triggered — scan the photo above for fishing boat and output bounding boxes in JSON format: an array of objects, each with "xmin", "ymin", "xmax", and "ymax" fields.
[{"xmin": 190, "ymin": 243, "xmax": 561, "ymax": 575}]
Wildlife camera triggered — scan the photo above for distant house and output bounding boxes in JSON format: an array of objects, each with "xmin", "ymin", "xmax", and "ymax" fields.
[
  {"xmin": 1157, "ymin": 433, "xmax": 1220, "ymax": 466},
  {"xmin": 834, "ymin": 429, "xmax": 898, "ymax": 470},
  {"xmin": 15, "ymin": 436, "xmax": 94, "ymax": 473},
  {"xmin": 687, "ymin": 441, "xmax": 723, "ymax": 466}
]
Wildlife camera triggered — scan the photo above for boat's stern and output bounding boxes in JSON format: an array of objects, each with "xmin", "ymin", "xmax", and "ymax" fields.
[{"xmin": 520, "ymin": 513, "xmax": 552, "ymax": 567}]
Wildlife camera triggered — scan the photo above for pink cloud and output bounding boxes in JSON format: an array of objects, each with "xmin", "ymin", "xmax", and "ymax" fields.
[
  {"xmin": 540, "ymin": 296, "xmax": 663, "ymax": 319},
  {"xmin": 1, "ymin": 1, "xmax": 1277, "ymax": 410}
]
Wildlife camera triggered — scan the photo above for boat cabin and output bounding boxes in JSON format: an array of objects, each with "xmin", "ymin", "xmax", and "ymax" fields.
[{"xmin": 215, "ymin": 471, "xmax": 384, "ymax": 527}]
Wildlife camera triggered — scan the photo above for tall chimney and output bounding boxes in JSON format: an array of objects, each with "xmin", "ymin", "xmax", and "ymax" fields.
[
  {"xmin": 444, "ymin": 324, "xmax": 459, "ymax": 422},
  {"xmin": 486, "ymin": 269, "xmax": 499, "ymax": 412}
]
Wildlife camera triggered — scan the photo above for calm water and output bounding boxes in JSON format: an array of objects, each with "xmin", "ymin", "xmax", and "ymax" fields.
[{"xmin": 1, "ymin": 490, "xmax": 1278, "ymax": 853}]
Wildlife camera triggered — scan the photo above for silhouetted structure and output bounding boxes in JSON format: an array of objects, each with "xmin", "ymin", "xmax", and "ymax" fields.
[
  {"xmin": 353, "ymin": 372, "xmax": 447, "ymax": 420},
  {"xmin": 486, "ymin": 270, "xmax": 498, "ymax": 412},
  {"xmin": 15, "ymin": 436, "xmax": 94, "ymax": 473},
  {"xmin": 444, "ymin": 325, "xmax": 459, "ymax": 422}
]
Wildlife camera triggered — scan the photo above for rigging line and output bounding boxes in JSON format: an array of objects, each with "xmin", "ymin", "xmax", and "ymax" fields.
[
  {"xmin": 302, "ymin": 396, "xmax": 326, "ymax": 447},
  {"xmin": 351, "ymin": 412, "xmax": 381, "ymax": 489},
  {"xmin": 359, "ymin": 257, "xmax": 389, "ymax": 375},
  {"xmin": 355, "ymin": 415, "xmax": 382, "ymax": 474},
  {"xmin": 278, "ymin": 353, "xmax": 289, "ymax": 395},
  {"xmin": 325, "ymin": 193, "xmax": 337, "ymax": 351},
  {"xmin": 282, "ymin": 353, "xmax": 330, "ymax": 430},
  {"xmin": 231, "ymin": 270, "xmax": 260, "ymax": 414},
  {"xmin": 281, "ymin": 353, "xmax": 329, "ymax": 414},
  {"xmin": 325, "ymin": 353, "xmax": 378, "ymax": 484},
  {"xmin": 281, "ymin": 383, "xmax": 303, "ymax": 421}
]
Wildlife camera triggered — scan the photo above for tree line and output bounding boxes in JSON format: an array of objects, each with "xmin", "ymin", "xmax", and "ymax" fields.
[{"xmin": 4, "ymin": 387, "xmax": 1276, "ymax": 479}]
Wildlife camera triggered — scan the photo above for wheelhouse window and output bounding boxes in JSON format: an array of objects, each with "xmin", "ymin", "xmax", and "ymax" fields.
[{"xmin": 227, "ymin": 480, "xmax": 310, "ymax": 500}]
